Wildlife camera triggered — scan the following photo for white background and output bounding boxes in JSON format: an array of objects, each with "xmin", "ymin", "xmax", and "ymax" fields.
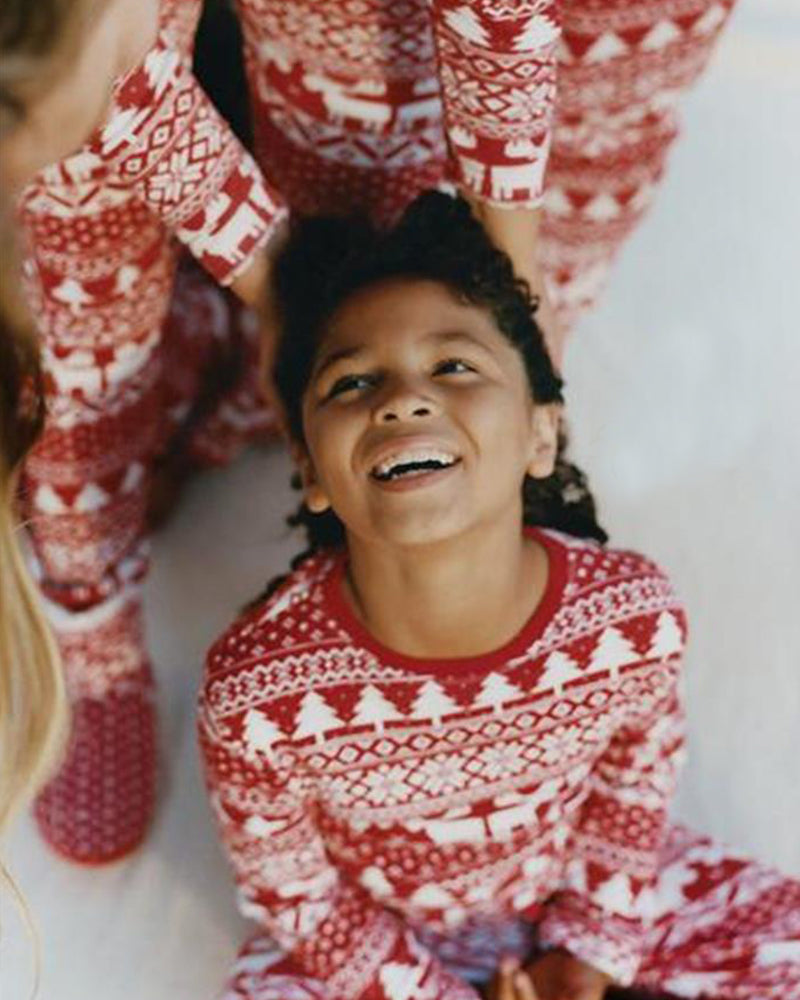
[{"xmin": 5, "ymin": 4, "xmax": 800, "ymax": 998}]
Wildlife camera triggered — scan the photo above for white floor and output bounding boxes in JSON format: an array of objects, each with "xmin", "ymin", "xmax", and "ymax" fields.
[{"xmin": 5, "ymin": 6, "xmax": 800, "ymax": 999}]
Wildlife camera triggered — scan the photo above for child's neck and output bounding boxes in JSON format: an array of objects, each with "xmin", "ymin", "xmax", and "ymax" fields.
[{"xmin": 343, "ymin": 519, "xmax": 549, "ymax": 660}]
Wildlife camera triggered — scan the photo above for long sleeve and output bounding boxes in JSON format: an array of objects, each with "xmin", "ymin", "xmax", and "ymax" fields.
[
  {"xmin": 430, "ymin": 1, "xmax": 560, "ymax": 207},
  {"xmin": 536, "ymin": 649, "xmax": 688, "ymax": 986},
  {"xmin": 198, "ymin": 701, "xmax": 481, "ymax": 1000},
  {"xmin": 87, "ymin": 32, "xmax": 287, "ymax": 286}
]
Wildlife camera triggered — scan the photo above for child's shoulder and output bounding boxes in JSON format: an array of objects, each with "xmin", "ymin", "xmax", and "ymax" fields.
[
  {"xmin": 204, "ymin": 549, "xmax": 346, "ymax": 685},
  {"xmin": 539, "ymin": 529, "xmax": 688, "ymax": 662},
  {"xmin": 540, "ymin": 527, "xmax": 684, "ymax": 613}
]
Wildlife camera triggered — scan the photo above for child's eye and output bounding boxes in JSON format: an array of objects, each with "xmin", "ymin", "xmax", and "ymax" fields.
[
  {"xmin": 434, "ymin": 358, "xmax": 476, "ymax": 376},
  {"xmin": 326, "ymin": 373, "xmax": 375, "ymax": 398}
]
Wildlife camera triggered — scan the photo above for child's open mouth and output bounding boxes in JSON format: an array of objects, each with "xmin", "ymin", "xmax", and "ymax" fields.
[{"xmin": 370, "ymin": 448, "xmax": 460, "ymax": 484}]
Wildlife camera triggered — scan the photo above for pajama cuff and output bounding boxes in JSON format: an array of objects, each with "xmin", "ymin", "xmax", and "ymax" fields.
[
  {"xmin": 450, "ymin": 152, "xmax": 547, "ymax": 211},
  {"xmin": 167, "ymin": 142, "xmax": 288, "ymax": 289},
  {"xmin": 91, "ymin": 37, "xmax": 287, "ymax": 289}
]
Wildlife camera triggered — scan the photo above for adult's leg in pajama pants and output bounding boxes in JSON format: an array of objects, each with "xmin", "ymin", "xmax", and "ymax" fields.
[
  {"xmin": 541, "ymin": 0, "xmax": 738, "ymax": 331},
  {"xmin": 16, "ymin": 162, "xmax": 248, "ymax": 862},
  {"xmin": 17, "ymin": 164, "xmax": 178, "ymax": 862}
]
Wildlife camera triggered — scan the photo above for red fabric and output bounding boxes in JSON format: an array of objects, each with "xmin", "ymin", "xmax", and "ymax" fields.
[
  {"xmin": 32, "ymin": 594, "xmax": 157, "ymax": 864},
  {"xmin": 19, "ymin": 0, "xmax": 737, "ymax": 864},
  {"xmin": 199, "ymin": 530, "xmax": 800, "ymax": 999},
  {"xmin": 238, "ymin": 0, "xmax": 737, "ymax": 326},
  {"xmin": 17, "ymin": 0, "xmax": 284, "ymax": 863},
  {"xmin": 33, "ymin": 666, "xmax": 156, "ymax": 865}
]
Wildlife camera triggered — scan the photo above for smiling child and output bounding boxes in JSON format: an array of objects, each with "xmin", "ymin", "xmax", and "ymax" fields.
[{"xmin": 198, "ymin": 193, "xmax": 800, "ymax": 1000}]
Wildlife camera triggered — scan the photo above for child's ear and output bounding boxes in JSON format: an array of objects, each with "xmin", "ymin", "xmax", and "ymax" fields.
[
  {"xmin": 526, "ymin": 403, "xmax": 560, "ymax": 479},
  {"xmin": 289, "ymin": 440, "xmax": 332, "ymax": 514}
]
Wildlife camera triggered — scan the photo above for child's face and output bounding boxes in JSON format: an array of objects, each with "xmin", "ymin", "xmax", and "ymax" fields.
[{"xmin": 297, "ymin": 278, "xmax": 558, "ymax": 550}]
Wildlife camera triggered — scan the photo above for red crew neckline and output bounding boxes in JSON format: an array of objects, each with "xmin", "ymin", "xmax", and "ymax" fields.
[{"xmin": 322, "ymin": 526, "xmax": 568, "ymax": 676}]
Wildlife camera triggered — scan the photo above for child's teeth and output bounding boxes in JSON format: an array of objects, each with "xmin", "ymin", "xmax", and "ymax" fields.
[{"xmin": 374, "ymin": 449, "xmax": 456, "ymax": 477}]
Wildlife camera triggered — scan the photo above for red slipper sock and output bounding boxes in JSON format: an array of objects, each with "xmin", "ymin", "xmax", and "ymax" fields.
[
  {"xmin": 32, "ymin": 591, "xmax": 157, "ymax": 865},
  {"xmin": 33, "ymin": 664, "xmax": 156, "ymax": 865}
]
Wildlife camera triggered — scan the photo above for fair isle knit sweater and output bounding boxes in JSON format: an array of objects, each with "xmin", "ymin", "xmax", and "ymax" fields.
[{"xmin": 198, "ymin": 528, "xmax": 687, "ymax": 997}]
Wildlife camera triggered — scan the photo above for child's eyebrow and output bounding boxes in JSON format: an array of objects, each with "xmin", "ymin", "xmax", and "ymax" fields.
[
  {"xmin": 312, "ymin": 345, "xmax": 367, "ymax": 381},
  {"xmin": 312, "ymin": 328, "xmax": 493, "ymax": 381},
  {"xmin": 431, "ymin": 329, "xmax": 493, "ymax": 354}
]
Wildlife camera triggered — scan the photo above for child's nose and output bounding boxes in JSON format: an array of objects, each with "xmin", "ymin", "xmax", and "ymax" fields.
[{"xmin": 374, "ymin": 379, "xmax": 439, "ymax": 423}]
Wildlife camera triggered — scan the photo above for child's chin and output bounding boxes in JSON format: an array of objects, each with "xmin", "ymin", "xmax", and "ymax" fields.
[{"xmin": 366, "ymin": 510, "xmax": 469, "ymax": 549}]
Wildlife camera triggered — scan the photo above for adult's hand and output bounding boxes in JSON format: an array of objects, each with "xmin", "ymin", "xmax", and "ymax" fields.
[
  {"xmin": 229, "ymin": 212, "xmax": 289, "ymax": 313},
  {"xmin": 460, "ymin": 193, "xmax": 565, "ymax": 371},
  {"xmin": 229, "ymin": 217, "xmax": 289, "ymax": 420}
]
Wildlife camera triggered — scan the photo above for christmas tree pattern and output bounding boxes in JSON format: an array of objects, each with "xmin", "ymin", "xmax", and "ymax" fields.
[
  {"xmin": 540, "ymin": 650, "xmax": 583, "ymax": 695},
  {"xmin": 647, "ymin": 610, "xmax": 684, "ymax": 659},
  {"xmin": 352, "ymin": 684, "xmax": 403, "ymax": 732},
  {"xmin": 473, "ymin": 671, "xmax": 525, "ymax": 711},
  {"xmin": 293, "ymin": 690, "xmax": 346, "ymax": 743},
  {"xmin": 199, "ymin": 531, "xmax": 769, "ymax": 999},
  {"xmin": 243, "ymin": 708, "xmax": 283, "ymax": 759},
  {"xmin": 411, "ymin": 680, "xmax": 460, "ymax": 725},
  {"xmin": 588, "ymin": 625, "xmax": 638, "ymax": 681}
]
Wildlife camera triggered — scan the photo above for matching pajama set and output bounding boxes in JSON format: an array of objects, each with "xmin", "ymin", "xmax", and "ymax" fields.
[
  {"xmin": 19, "ymin": 0, "xmax": 737, "ymax": 862},
  {"xmin": 199, "ymin": 529, "xmax": 800, "ymax": 1000}
]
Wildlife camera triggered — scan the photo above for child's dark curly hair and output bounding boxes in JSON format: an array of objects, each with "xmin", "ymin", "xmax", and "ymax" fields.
[{"xmin": 261, "ymin": 191, "xmax": 606, "ymax": 599}]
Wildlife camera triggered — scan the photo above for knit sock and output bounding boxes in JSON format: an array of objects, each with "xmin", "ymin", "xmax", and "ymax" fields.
[
  {"xmin": 33, "ymin": 596, "xmax": 157, "ymax": 865},
  {"xmin": 34, "ymin": 665, "xmax": 156, "ymax": 864}
]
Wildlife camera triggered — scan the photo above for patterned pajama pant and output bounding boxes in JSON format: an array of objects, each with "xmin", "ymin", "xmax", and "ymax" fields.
[
  {"xmin": 19, "ymin": 0, "xmax": 736, "ymax": 859},
  {"xmin": 19, "ymin": 194, "xmax": 271, "ymax": 858},
  {"xmin": 219, "ymin": 826, "xmax": 800, "ymax": 1000},
  {"xmin": 240, "ymin": 0, "xmax": 738, "ymax": 328}
]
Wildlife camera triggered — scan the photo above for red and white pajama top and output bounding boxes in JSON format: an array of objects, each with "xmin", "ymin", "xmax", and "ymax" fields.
[{"xmin": 199, "ymin": 528, "xmax": 689, "ymax": 994}]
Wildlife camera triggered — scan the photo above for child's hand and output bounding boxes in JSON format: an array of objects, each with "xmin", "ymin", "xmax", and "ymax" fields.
[
  {"xmin": 483, "ymin": 955, "xmax": 541, "ymax": 1000},
  {"xmin": 525, "ymin": 949, "xmax": 613, "ymax": 1000},
  {"xmin": 483, "ymin": 952, "xmax": 613, "ymax": 1000}
]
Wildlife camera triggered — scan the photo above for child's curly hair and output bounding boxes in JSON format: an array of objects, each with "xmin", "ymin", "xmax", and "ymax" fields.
[{"xmin": 263, "ymin": 191, "xmax": 606, "ymax": 596}]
